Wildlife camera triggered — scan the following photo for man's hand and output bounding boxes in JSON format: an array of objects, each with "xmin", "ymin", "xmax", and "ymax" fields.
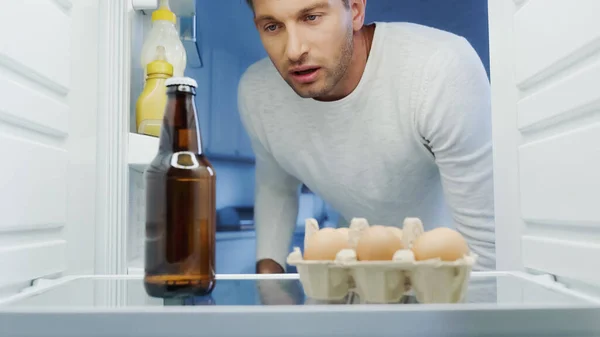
[{"xmin": 256, "ymin": 258, "xmax": 285, "ymax": 274}]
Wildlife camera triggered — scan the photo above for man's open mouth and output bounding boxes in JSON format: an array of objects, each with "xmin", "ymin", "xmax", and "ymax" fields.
[{"xmin": 293, "ymin": 68, "xmax": 319, "ymax": 75}]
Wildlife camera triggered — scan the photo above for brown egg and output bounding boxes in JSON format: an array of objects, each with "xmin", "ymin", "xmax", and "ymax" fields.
[
  {"xmin": 387, "ymin": 226, "xmax": 403, "ymax": 241},
  {"xmin": 304, "ymin": 228, "xmax": 351, "ymax": 260},
  {"xmin": 356, "ymin": 225, "xmax": 404, "ymax": 261},
  {"xmin": 411, "ymin": 227, "xmax": 469, "ymax": 261},
  {"xmin": 337, "ymin": 227, "xmax": 350, "ymax": 238}
]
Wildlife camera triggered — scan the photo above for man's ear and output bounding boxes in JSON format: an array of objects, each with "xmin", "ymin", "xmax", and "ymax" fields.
[{"xmin": 350, "ymin": 0, "xmax": 367, "ymax": 32}]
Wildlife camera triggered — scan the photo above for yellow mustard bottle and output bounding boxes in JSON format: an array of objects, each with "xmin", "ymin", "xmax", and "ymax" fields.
[{"xmin": 136, "ymin": 45, "xmax": 174, "ymax": 137}]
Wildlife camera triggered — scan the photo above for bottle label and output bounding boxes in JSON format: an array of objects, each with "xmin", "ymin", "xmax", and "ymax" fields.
[{"xmin": 170, "ymin": 151, "xmax": 200, "ymax": 169}]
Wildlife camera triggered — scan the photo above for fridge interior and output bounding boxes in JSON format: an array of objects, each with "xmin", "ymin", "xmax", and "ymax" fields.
[
  {"xmin": 124, "ymin": 0, "xmax": 492, "ymax": 276},
  {"xmin": 122, "ymin": 0, "xmax": 600, "ymax": 295},
  {"xmin": 1, "ymin": 0, "xmax": 600, "ymax": 313}
]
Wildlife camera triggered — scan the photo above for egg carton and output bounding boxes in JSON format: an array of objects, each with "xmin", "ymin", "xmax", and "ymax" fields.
[{"xmin": 286, "ymin": 217, "xmax": 477, "ymax": 304}]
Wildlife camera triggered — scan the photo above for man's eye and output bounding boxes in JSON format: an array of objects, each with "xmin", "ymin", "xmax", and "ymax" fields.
[
  {"xmin": 264, "ymin": 24, "xmax": 278, "ymax": 32},
  {"xmin": 306, "ymin": 15, "xmax": 318, "ymax": 21}
]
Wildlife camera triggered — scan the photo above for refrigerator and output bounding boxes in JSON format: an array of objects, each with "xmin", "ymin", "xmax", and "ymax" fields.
[{"xmin": 0, "ymin": 0, "xmax": 600, "ymax": 336}]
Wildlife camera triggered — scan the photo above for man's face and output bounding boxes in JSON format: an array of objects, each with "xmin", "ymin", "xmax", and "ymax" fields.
[{"xmin": 252, "ymin": 0, "xmax": 354, "ymax": 99}]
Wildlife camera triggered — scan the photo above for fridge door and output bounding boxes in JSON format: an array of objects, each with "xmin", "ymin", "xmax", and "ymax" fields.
[
  {"xmin": 0, "ymin": 273, "xmax": 599, "ymax": 337},
  {"xmin": 0, "ymin": 0, "xmax": 100, "ymax": 296},
  {"xmin": 488, "ymin": 0, "xmax": 600, "ymax": 291}
]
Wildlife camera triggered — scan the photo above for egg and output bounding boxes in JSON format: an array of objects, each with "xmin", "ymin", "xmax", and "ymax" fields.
[
  {"xmin": 387, "ymin": 226, "xmax": 403, "ymax": 241},
  {"xmin": 411, "ymin": 227, "xmax": 469, "ymax": 261},
  {"xmin": 356, "ymin": 225, "xmax": 404, "ymax": 261},
  {"xmin": 337, "ymin": 227, "xmax": 350, "ymax": 239},
  {"xmin": 304, "ymin": 228, "xmax": 351, "ymax": 260}
]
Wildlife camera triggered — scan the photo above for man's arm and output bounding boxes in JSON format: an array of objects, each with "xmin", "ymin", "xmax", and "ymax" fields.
[
  {"xmin": 415, "ymin": 37, "xmax": 496, "ymax": 271},
  {"xmin": 238, "ymin": 74, "xmax": 301, "ymax": 273},
  {"xmin": 253, "ymin": 148, "xmax": 301, "ymax": 273}
]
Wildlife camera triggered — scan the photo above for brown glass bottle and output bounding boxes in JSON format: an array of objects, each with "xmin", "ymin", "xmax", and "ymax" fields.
[{"xmin": 143, "ymin": 77, "xmax": 216, "ymax": 298}]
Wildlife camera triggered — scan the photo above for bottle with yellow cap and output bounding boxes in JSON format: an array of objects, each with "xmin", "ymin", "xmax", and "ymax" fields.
[
  {"xmin": 136, "ymin": 45, "xmax": 174, "ymax": 137},
  {"xmin": 141, "ymin": 0, "xmax": 187, "ymax": 78}
]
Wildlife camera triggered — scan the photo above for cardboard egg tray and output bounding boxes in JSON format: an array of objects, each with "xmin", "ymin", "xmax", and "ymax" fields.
[{"xmin": 286, "ymin": 217, "xmax": 477, "ymax": 304}]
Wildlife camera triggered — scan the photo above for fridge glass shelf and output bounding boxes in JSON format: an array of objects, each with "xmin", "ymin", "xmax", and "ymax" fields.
[
  {"xmin": 1, "ymin": 272, "xmax": 599, "ymax": 337},
  {"xmin": 1, "ymin": 271, "xmax": 597, "ymax": 308}
]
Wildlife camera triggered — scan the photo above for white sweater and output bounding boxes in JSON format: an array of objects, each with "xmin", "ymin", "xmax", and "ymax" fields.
[{"xmin": 237, "ymin": 22, "xmax": 495, "ymax": 271}]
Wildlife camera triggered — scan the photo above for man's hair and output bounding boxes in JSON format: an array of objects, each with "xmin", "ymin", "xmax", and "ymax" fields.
[{"xmin": 246, "ymin": 0, "xmax": 350, "ymax": 10}]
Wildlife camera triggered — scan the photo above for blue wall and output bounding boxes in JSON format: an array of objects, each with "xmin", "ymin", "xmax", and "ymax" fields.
[{"xmin": 189, "ymin": 0, "xmax": 490, "ymax": 211}]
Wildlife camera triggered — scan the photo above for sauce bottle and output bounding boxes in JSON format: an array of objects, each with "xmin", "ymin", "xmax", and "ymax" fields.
[
  {"xmin": 136, "ymin": 45, "xmax": 173, "ymax": 137},
  {"xmin": 141, "ymin": 0, "xmax": 187, "ymax": 77},
  {"xmin": 144, "ymin": 76, "xmax": 216, "ymax": 298}
]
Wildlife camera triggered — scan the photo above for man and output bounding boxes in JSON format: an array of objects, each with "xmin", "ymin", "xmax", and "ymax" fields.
[{"xmin": 238, "ymin": 0, "xmax": 495, "ymax": 274}]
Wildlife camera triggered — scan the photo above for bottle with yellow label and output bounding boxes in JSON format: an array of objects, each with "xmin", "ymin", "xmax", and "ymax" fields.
[{"xmin": 136, "ymin": 45, "xmax": 173, "ymax": 137}]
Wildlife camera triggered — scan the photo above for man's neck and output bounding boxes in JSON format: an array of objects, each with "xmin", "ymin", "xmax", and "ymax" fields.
[{"xmin": 315, "ymin": 23, "xmax": 376, "ymax": 102}]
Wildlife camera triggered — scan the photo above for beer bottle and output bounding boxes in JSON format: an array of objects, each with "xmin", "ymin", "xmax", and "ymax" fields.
[{"xmin": 143, "ymin": 76, "xmax": 216, "ymax": 298}]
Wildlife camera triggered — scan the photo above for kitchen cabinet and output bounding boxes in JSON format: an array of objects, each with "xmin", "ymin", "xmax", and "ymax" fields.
[
  {"xmin": 205, "ymin": 48, "xmax": 255, "ymax": 161},
  {"xmin": 214, "ymin": 231, "xmax": 305, "ymax": 275},
  {"xmin": 191, "ymin": 0, "xmax": 260, "ymax": 162},
  {"xmin": 1, "ymin": 1, "xmax": 600, "ymax": 336},
  {"xmin": 215, "ymin": 232, "xmax": 257, "ymax": 274},
  {"xmin": 207, "ymin": 48, "xmax": 240, "ymax": 158}
]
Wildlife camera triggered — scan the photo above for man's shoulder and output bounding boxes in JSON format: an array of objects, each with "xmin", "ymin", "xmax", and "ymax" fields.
[
  {"xmin": 383, "ymin": 21, "xmax": 468, "ymax": 50},
  {"xmin": 379, "ymin": 22, "xmax": 483, "ymax": 92},
  {"xmin": 380, "ymin": 22, "xmax": 475, "ymax": 67}
]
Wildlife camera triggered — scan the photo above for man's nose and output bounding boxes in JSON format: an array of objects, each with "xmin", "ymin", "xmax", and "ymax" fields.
[{"xmin": 285, "ymin": 29, "xmax": 308, "ymax": 62}]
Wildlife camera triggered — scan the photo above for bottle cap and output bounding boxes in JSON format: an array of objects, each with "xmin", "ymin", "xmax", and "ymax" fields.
[
  {"xmin": 147, "ymin": 46, "xmax": 173, "ymax": 76},
  {"xmin": 165, "ymin": 77, "xmax": 198, "ymax": 88},
  {"xmin": 152, "ymin": 0, "xmax": 176, "ymax": 23}
]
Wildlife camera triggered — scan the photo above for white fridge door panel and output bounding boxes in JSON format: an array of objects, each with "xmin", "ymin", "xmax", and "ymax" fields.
[
  {"xmin": 513, "ymin": 0, "xmax": 600, "ymax": 89},
  {"xmin": 489, "ymin": 0, "xmax": 600, "ymax": 286},
  {"xmin": 0, "ymin": 0, "xmax": 99, "ymax": 290}
]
